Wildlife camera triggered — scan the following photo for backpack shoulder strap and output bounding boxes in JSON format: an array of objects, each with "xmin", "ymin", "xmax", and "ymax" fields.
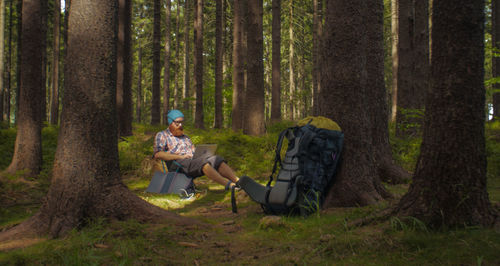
[{"xmin": 267, "ymin": 127, "xmax": 295, "ymax": 187}]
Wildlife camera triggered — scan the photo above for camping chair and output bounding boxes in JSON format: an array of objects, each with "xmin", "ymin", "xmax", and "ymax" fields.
[{"xmin": 146, "ymin": 159, "xmax": 196, "ymax": 199}]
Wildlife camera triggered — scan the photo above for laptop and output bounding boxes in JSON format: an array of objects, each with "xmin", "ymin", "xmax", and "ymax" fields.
[{"xmin": 193, "ymin": 144, "xmax": 218, "ymax": 159}]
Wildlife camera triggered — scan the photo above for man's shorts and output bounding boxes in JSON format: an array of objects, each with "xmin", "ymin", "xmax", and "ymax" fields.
[{"xmin": 175, "ymin": 154, "xmax": 225, "ymax": 178}]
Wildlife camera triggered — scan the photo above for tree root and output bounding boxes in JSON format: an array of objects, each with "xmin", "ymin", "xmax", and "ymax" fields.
[{"xmin": 0, "ymin": 184, "xmax": 198, "ymax": 243}]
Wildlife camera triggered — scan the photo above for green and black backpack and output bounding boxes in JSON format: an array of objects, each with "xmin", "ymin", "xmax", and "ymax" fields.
[{"xmin": 235, "ymin": 116, "xmax": 344, "ymax": 216}]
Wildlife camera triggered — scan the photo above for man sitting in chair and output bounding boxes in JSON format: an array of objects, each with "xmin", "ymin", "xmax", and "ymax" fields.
[{"xmin": 153, "ymin": 110, "xmax": 240, "ymax": 190}]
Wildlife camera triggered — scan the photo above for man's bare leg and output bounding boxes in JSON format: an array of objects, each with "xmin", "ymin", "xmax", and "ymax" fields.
[
  {"xmin": 217, "ymin": 162, "xmax": 239, "ymax": 183},
  {"xmin": 202, "ymin": 164, "xmax": 237, "ymax": 188}
]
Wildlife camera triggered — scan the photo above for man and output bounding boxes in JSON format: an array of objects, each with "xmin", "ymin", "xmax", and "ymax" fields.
[{"xmin": 153, "ymin": 110, "xmax": 240, "ymax": 190}]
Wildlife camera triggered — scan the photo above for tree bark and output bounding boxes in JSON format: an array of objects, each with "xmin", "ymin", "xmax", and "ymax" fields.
[
  {"xmin": 117, "ymin": 0, "xmax": 133, "ymax": 136},
  {"xmin": 137, "ymin": 42, "xmax": 143, "ymax": 123},
  {"xmin": 173, "ymin": 0, "xmax": 181, "ymax": 109},
  {"xmin": 194, "ymin": 0, "xmax": 204, "ymax": 129},
  {"xmin": 271, "ymin": 0, "xmax": 281, "ymax": 122},
  {"xmin": 395, "ymin": 0, "xmax": 428, "ymax": 137},
  {"xmin": 0, "ymin": 0, "xmax": 5, "ymax": 124},
  {"xmin": 232, "ymin": 0, "xmax": 244, "ymax": 132},
  {"xmin": 163, "ymin": 0, "xmax": 172, "ymax": 125},
  {"xmin": 244, "ymin": 0, "xmax": 265, "ymax": 136},
  {"xmin": 214, "ymin": 0, "xmax": 223, "ymax": 128},
  {"xmin": 49, "ymin": 0, "xmax": 60, "ymax": 125},
  {"xmin": 493, "ymin": 0, "xmax": 500, "ymax": 120},
  {"xmin": 14, "ymin": 0, "xmax": 21, "ymax": 125},
  {"xmin": 312, "ymin": 0, "xmax": 321, "ymax": 116},
  {"xmin": 6, "ymin": 0, "xmax": 47, "ymax": 176},
  {"xmin": 288, "ymin": 0, "xmax": 294, "ymax": 121},
  {"xmin": 395, "ymin": 0, "xmax": 498, "ymax": 228},
  {"xmin": 320, "ymin": 0, "xmax": 391, "ymax": 207},
  {"xmin": 390, "ymin": 0, "xmax": 398, "ymax": 122},
  {"xmin": 366, "ymin": 0, "xmax": 411, "ymax": 184},
  {"xmin": 0, "ymin": 0, "xmax": 191, "ymax": 241},
  {"xmin": 183, "ymin": 0, "xmax": 190, "ymax": 113},
  {"xmin": 151, "ymin": 0, "xmax": 161, "ymax": 125}
]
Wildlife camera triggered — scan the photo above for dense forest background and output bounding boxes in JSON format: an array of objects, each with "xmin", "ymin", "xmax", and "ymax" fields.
[{"xmin": 0, "ymin": 0, "xmax": 497, "ymax": 130}]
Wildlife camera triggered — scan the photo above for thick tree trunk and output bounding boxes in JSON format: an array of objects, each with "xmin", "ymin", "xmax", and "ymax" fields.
[
  {"xmin": 194, "ymin": 0, "xmax": 204, "ymax": 129},
  {"xmin": 395, "ymin": 0, "xmax": 498, "ymax": 228},
  {"xmin": 271, "ymin": 0, "xmax": 281, "ymax": 122},
  {"xmin": 6, "ymin": 0, "xmax": 47, "ymax": 176},
  {"xmin": 320, "ymin": 0, "xmax": 390, "ymax": 207},
  {"xmin": 117, "ymin": 0, "xmax": 133, "ymax": 136},
  {"xmin": 214, "ymin": 0, "xmax": 223, "ymax": 128},
  {"xmin": 151, "ymin": 0, "xmax": 161, "ymax": 125},
  {"xmin": 244, "ymin": 0, "xmax": 265, "ymax": 136},
  {"xmin": 49, "ymin": 0, "xmax": 60, "ymax": 125},
  {"xmin": 0, "ymin": 0, "xmax": 190, "ymax": 241},
  {"xmin": 163, "ymin": 0, "xmax": 172, "ymax": 125},
  {"xmin": 232, "ymin": 0, "xmax": 244, "ymax": 132},
  {"xmin": 493, "ymin": 0, "xmax": 500, "ymax": 120}
]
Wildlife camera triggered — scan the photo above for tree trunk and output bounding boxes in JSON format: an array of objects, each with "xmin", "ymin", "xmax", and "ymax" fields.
[
  {"xmin": 271, "ymin": 0, "xmax": 281, "ymax": 122},
  {"xmin": 312, "ymin": 0, "xmax": 321, "ymax": 116},
  {"xmin": 4, "ymin": 0, "xmax": 13, "ymax": 125},
  {"xmin": 163, "ymin": 0, "xmax": 172, "ymax": 125},
  {"xmin": 395, "ymin": 0, "xmax": 498, "ymax": 229},
  {"xmin": 49, "ymin": 0, "xmax": 60, "ymax": 125},
  {"xmin": 137, "ymin": 42, "xmax": 143, "ymax": 123},
  {"xmin": 244, "ymin": 0, "xmax": 265, "ymax": 136},
  {"xmin": 194, "ymin": 0, "xmax": 204, "ymax": 129},
  {"xmin": 232, "ymin": 0, "xmax": 244, "ymax": 132},
  {"xmin": 0, "ymin": 0, "xmax": 191, "ymax": 241},
  {"xmin": 151, "ymin": 0, "xmax": 161, "ymax": 125},
  {"xmin": 0, "ymin": 0, "xmax": 4, "ymax": 124},
  {"xmin": 214, "ymin": 0, "xmax": 223, "ymax": 128},
  {"xmin": 390, "ymin": 0, "xmax": 398, "ymax": 122},
  {"xmin": 395, "ymin": 0, "xmax": 427, "ymax": 137},
  {"xmin": 493, "ymin": 0, "xmax": 500, "ymax": 120},
  {"xmin": 366, "ymin": 0, "xmax": 411, "ymax": 185},
  {"xmin": 320, "ymin": 0, "xmax": 390, "ymax": 207},
  {"xmin": 13, "ymin": 0, "xmax": 21, "ymax": 125},
  {"xmin": 117, "ymin": 0, "xmax": 133, "ymax": 136},
  {"xmin": 173, "ymin": 0, "xmax": 181, "ymax": 110},
  {"xmin": 182, "ymin": 0, "xmax": 191, "ymax": 114},
  {"xmin": 288, "ymin": 0, "xmax": 294, "ymax": 121},
  {"xmin": 6, "ymin": 0, "xmax": 47, "ymax": 176}
]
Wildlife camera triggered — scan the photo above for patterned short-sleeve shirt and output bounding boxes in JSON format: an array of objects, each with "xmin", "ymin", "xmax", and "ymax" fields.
[{"xmin": 154, "ymin": 129, "xmax": 195, "ymax": 157}]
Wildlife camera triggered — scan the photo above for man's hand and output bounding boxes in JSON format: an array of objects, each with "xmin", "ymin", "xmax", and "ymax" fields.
[{"xmin": 179, "ymin": 154, "xmax": 192, "ymax": 160}]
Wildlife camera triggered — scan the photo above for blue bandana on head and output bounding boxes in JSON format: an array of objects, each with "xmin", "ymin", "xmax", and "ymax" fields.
[{"xmin": 167, "ymin": 110, "xmax": 184, "ymax": 125}]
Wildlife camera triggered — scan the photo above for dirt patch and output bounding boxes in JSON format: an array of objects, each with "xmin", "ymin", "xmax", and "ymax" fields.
[{"xmin": 0, "ymin": 238, "xmax": 46, "ymax": 251}]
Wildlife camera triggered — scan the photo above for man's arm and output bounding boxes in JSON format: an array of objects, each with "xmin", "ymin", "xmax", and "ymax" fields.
[{"xmin": 154, "ymin": 151, "xmax": 191, "ymax": 161}]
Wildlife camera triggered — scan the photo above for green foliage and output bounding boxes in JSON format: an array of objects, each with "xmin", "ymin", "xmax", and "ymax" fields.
[
  {"xmin": 0, "ymin": 128, "xmax": 16, "ymax": 170},
  {"xmin": 389, "ymin": 122, "xmax": 422, "ymax": 172}
]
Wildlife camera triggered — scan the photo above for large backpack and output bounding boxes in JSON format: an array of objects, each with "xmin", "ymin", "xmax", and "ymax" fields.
[{"xmin": 235, "ymin": 116, "xmax": 344, "ymax": 216}]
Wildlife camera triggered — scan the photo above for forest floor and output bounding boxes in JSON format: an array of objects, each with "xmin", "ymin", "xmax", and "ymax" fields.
[{"xmin": 0, "ymin": 122, "xmax": 500, "ymax": 265}]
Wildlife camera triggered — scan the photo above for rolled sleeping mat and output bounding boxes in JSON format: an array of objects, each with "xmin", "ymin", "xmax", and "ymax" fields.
[{"xmin": 237, "ymin": 176, "xmax": 269, "ymax": 204}]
